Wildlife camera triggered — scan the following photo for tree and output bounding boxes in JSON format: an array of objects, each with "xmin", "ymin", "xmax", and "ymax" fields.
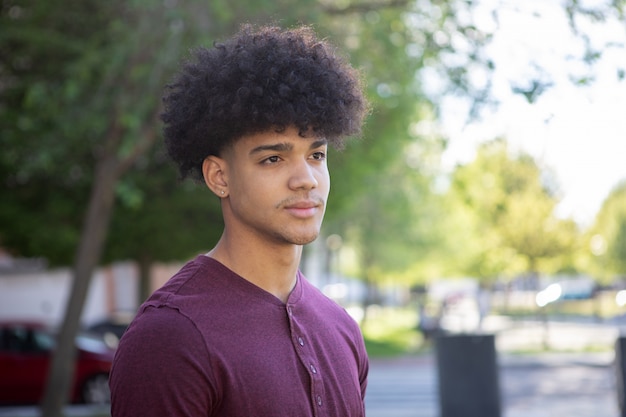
[
  {"xmin": 447, "ymin": 139, "xmax": 579, "ymax": 283},
  {"xmin": 1, "ymin": 3, "xmax": 220, "ymax": 409},
  {"xmin": 6, "ymin": 1, "xmax": 248, "ymax": 414},
  {"xmin": 587, "ymin": 180, "xmax": 626, "ymax": 283},
  {"xmin": 37, "ymin": 3, "xmax": 198, "ymax": 414}
]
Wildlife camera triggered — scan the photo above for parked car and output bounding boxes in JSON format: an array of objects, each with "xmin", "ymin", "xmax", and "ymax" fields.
[{"xmin": 0, "ymin": 321, "xmax": 115, "ymax": 405}]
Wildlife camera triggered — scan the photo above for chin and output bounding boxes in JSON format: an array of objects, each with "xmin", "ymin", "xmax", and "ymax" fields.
[
  {"xmin": 290, "ymin": 233, "xmax": 320, "ymax": 246},
  {"xmin": 279, "ymin": 229, "xmax": 321, "ymax": 246},
  {"xmin": 270, "ymin": 221, "xmax": 323, "ymax": 246}
]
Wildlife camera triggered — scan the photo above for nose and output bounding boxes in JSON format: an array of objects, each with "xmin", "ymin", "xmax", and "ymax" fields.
[{"xmin": 288, "ymin": 158, "xmax": 319, "ymax": 190}]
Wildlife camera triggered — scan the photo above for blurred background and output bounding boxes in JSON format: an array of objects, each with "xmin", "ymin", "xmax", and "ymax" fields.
[{"xmin": 2, "ymin": 0, "xmax": 626, "ymax": 416}]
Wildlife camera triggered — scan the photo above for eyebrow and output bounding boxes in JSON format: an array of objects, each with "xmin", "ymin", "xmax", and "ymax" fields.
[
  {"xmin": 311, "ymin": 139, "xmax": 328, "ymax": 149},
  {"xmin": 249, "ymin": 142, "xmax": 293, "ymax": 155},
  {"xmin": 249, "ymin": 139, "xmax": 328, "ymax": 156}
]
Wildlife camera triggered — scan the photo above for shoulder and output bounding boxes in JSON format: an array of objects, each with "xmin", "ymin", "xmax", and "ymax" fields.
[
  {"xmin": 110, "ymin": 306, "xmax": 218, "ymax": 416},
  {"xmin": 125, "ymin": 305, "xmax": 202, "ymax": 348},
  {"xmin": 113, "ymin": 306, "xmax": 210, "ymax": 376}
]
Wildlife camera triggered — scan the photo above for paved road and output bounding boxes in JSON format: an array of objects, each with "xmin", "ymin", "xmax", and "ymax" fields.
[
  {"xmin": 366, "ymin": 351, "xmax": 619, "ymax": 417},
  {"xmin": 366, "ymin": 355, "xmax": 438, "ymax": 417}
]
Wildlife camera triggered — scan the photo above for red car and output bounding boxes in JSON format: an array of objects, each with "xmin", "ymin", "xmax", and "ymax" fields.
[{"xmin": 0, "ymin": 321, "xmax": 115, "ymax": 405}]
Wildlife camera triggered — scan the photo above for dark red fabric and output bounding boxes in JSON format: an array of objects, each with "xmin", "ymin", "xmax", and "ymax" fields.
[{"xmin": 110, "ymin": 255, "xmax": 368, "ymax": 417}]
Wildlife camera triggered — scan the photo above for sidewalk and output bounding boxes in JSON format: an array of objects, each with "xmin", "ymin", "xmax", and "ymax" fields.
[
  {"xmin": 500, "ymin": 351, "xmax": 618, "ymax": 417},
  {"xmin": 366, "ymin": 350, "xmax": 619, "ymax": 417}
]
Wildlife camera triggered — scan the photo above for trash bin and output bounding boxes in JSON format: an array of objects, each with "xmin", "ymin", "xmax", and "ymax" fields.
[
  {"xmin": 435, "ymin": 333, "xmax": 501, "ymax": 417},
  {"xmin": 616, "ymin": 336, "xmax": 626, "ymax": 417}
]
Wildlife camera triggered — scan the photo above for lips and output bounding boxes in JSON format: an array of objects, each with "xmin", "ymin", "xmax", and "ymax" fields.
[
  {"xmin": 286, "ymin": 201, "xmax": 319, "ymax": 209},
  {"xmin": 283, "ymin": 198, "xmax": 324, "ymax": 218}
]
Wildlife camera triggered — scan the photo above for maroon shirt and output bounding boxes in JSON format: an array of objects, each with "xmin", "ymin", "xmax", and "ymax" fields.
[{"xmin": 110, "ymin": 255, "xmax": 369, "ymax": 417}]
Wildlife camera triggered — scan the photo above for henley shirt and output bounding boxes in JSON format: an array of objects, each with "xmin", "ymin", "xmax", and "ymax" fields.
[{"xmin": 109, "ymin": 255, "xmax": 369, "ymax": 417}]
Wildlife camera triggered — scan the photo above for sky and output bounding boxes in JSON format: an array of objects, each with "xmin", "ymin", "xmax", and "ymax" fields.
[{"xmin": 435, "ymin": 0, "xmax": 626, "ymax": 227}]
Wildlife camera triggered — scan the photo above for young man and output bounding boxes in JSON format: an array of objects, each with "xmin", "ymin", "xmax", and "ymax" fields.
[{"xmin": 109, "ymin": 24, "xmax": 370, "ymax": 417}]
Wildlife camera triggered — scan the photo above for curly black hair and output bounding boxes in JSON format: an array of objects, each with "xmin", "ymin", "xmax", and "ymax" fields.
[{"xmin": 161, "ymin": 24, "xmax": 370, "ymax": 180}]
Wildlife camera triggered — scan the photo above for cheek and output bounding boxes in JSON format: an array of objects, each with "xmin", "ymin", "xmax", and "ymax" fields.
[
  {"xmin": 237, "ymin": 173, "xmax": 280, "ymax": 208},
  {"xmin": 319, "ymin": 169, "xmax": 331, "ymax": 195}
]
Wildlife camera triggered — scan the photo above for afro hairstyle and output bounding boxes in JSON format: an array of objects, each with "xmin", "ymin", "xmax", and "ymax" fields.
[{"xmin": 161, "ymin": 24, "xmax": 370, "ymax": 180}]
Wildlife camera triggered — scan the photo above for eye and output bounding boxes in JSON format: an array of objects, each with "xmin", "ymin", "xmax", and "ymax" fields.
[
  {"xmin": 311, "ymin": 151, "xmax": 326, "ymax": 161},
  {"xmin": 262, "ymin": 155, "xmax": 281, "ymax": 164}
]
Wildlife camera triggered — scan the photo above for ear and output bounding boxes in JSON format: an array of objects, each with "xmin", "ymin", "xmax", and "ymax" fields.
[{"xmin": 202, "ymin": 156, "xmax": 229, "ymax": 198}]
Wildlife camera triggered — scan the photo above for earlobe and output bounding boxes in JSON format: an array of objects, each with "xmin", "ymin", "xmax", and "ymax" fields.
[{"xmin": 202, "ymin": 156, "xmax": 228, "ymax": 198}]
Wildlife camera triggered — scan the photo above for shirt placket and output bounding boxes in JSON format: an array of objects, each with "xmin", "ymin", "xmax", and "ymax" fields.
[{"xmin": 287, "ymin": 304, "xmax": 325, "ymax": 416}]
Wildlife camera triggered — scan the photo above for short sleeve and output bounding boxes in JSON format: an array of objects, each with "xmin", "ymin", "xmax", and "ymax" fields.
[{"xmin": 109, "ymin": 306, "xmax": 217, "ymax": 417}]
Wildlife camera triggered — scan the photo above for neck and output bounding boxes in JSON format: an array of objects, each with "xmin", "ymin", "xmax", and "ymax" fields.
[{"xmin": 207, "ymin": 234, "xmax": 303, "ymax": 303}]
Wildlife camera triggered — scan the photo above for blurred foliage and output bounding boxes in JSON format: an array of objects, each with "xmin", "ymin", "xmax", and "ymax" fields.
[
  {"xmin": 1, "ymin": 0, "xmax": 494, "ymax": 273},
  {"xmin": 0, "ymin": 0, "xmax": 111, "ymax": 263},
  {"xmin": 1, "ymin": 0, "xmax": 625, "ymax": 281},
  {"xmin": 442, "ymin": 139, "xmax": 579, "ymax": 282},
  {"xmin": 585, "ymin": 181, "xmax": 626, "ymax": 283}
]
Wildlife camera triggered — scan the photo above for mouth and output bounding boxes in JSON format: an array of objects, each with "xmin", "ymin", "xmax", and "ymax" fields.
[{"xmin": 283, "ymin": 198, "xmax": 324, "ymax": 219}]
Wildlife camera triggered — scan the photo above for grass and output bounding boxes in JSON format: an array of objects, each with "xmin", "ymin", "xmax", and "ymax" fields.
[
  {"xmin": 360, "ymin": 306, "xmax": 427, "ymax": 357},
  {"xmin": 358, "ymin": 303, "xmax": 620, "ymax": 357}
]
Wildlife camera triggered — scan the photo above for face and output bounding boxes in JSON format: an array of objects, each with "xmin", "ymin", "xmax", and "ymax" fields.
[{"xmin": 217, "ymin": 127, "xmax": 330, "ymax": 246}]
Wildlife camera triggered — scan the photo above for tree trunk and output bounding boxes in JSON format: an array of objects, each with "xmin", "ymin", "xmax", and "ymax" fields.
[
  {"xmin": 137, "ymin": 254, "xmax": 153, "ymax": 306},
  {"xmin": 40, "ymin": 155, "xmax": 120, "ymax": 417},
  {"xmin": 360, "ymin": 275, "xmax": 377, "ymax": 325}
]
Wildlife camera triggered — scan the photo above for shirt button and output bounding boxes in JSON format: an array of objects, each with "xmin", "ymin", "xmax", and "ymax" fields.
[
  {"xmin": 287, "ymin": 306, "xmax": 293, "ymax": 316},
  {"xmin": 316, "ymin": 395, "xmax": 322, "ymax": 406},
  {"xmin": 310, "ymin": 364, "xmax": 317, "ymax": 374},
  {"xmin": 298, "ymin": 337, "xmax": 304, "ymax": 346}
]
